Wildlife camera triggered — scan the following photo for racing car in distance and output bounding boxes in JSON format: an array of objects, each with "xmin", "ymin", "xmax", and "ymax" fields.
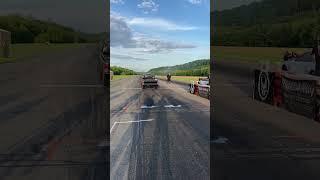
[
  {"xmin": 141, "ymin": 74, "xmax": 158, "ymax": 89},
  {"xmin": 189, "ymin": 77, "xmax": 210, "ymax": 99}
]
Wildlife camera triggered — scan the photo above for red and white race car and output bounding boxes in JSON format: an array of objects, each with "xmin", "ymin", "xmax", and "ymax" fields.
[{"xmin": 189, "ymin": 77, "xmax": 210, "ymax": 99}]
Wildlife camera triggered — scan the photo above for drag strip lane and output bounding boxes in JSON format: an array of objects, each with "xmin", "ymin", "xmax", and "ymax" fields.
[{"xmin": 110, "ymin": 76, "xmax": 210, "ymax": 179}]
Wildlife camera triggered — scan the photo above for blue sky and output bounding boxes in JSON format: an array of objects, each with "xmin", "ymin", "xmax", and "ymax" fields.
[{"xmin": 110, "ymin": 0, "xmax": 210, "ymax": 72}]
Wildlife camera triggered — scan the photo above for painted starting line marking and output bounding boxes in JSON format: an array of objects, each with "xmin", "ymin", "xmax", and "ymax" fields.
[
  {"xmin": 164, "ymin": 105, "xmax": 182, "ymax": 108},
  {"xmin": 211, "ymin": 137, "xmax": 229, "ymax": 144},
  {"xmin": 110, "ymin": 119, "xmax": 154, "ymax": 134},
  {"xmin": 141, "ymin": 105, "xmax": 159, "ymax": 109},
  {"xmin": 141, "ymin": 105, "xmax": 182, "ymax": 109}
]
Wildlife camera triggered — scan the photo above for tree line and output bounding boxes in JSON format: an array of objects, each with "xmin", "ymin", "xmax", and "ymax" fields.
[
  {"xmin": 0, "ymin": 15, "xmax": 102, "ymax": 43},
  {"xmin": 148, "ymin": 59, "xmax": 210, "ymax": 76},
  {"xmin": 111, "ymin": 66, "xmax": 137, "ymax": 75},
  {"xmin": 213, "ymin": 0, "xmax": 320, "ymax": 47}
]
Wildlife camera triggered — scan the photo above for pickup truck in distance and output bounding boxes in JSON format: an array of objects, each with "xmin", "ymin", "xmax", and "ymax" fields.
[{"xmin": 141, "ymin": 74, "xmax": 158, "ymax": 89}]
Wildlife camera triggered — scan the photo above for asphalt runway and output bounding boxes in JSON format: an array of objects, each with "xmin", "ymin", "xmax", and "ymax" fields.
[
  {"xmin": 0, "ymin": 44, "xmax": 108, "ymax": 180},
  {"xmin": 110, "ymin": 77, "xmax": 210, "ymax": 179},
  {"xmin": 213, "ymin": 60, "xmax": 320, "ymax": 180}
]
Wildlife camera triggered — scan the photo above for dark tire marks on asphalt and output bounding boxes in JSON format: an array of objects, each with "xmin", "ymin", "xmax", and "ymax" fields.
[
  {"xmin": 127, "ymin": 91, "xmax": 173, "ymax": 180},
  {"xmin": 111, "ymin": 76, "xmax": 209, "ymax": 179},
  {"xmin": 0, "ymin": 96, "xmax": 48, "ymax": 123}
]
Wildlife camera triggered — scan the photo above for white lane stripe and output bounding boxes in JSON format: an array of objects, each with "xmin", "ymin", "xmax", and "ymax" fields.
[
  {"xmin": 141, "ymin": 105, "xmax": 182, "ymax": 109},
  {"xmin": 110, "ymin": 122, "xmax": 118, "ymax": 134},
  {"xmin": 141, "ymin": 105, "xmax": 159, "ymax": 109},
  {"xmin": 164, "ymin": 105, "xmax": 182, "ymax": 108},
  {"xmin": 110, "ymin": 119, "xmax": 154, "ymax": 134},
  {"xmin": 211, "ymin": 137, "xmax": 228, "ymax": 144},
  {"xmin": 116, "ymin": 119, "xmax": 154, "ymax": 124}
]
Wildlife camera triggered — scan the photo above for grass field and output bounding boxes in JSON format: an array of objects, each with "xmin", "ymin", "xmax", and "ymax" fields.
[
  {"xmin": 112, "ymin": 75, "xmax": 136, "ymax": 81},
  {"xmin": 157, "ymin": 76, "xmax": 204, "ymax": 84},
  {"xmin": 212, "ymin": 46, "xmax": 309, "ymax": 64},
  {"xmin": 0, "ymin": 57, "xmax": 16, "ymax": 64},
  {"xmin": 0, "ymin": 43, "xmax": 88, "ymax": 64}
]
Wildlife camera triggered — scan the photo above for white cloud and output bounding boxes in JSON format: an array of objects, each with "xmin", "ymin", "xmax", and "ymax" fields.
[
  {"xmin": 133, "ymin": 36, "xmax": 196, "ymax": 53},
  {"xmin": 111, "ymin": 54, "xmax": 149, "ymax": 61},
  {"xmin": 111, "ymin": 0, "xmax": 124, "ymax": 4},
  {"xmin": 110, "ymin": 13, "xmax": 197, "ymax": 53},
  {"xmin": 110, "ymin": 13, "xmax": 136, "ymax": 48},
  {"xmin": 137, "ymin": 0, "xmax": 159, "ymax": 14},
  {"xmin": 127, "ymin": 17, "xmax": 198, "ymax": 31},
  {"xmin": 188, "ymin": 0, "xmax": 202, "ymax": 4}
]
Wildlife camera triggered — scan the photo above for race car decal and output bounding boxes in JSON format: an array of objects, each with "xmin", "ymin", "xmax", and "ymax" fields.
[
  {"xmin": 253, "ymin": 69, "xmax": 274, "ymax": 104},
  {"xmin": 258, "ymin": 71, "xmax": 270, "ymax": 101}
]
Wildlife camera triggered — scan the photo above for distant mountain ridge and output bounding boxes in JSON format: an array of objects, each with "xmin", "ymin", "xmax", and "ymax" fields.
[
  {"xmin": 148, "ymin": 59, "xmax": 210, "ymax": 76},
  {"xmin": 214, "ymin": 0, "xmax": 320, "ymax": 26},
  {"xmin": 0, "ymin": 15, "xmax": 102, "ymax": 43},
  {"xmin": 213, "ymin": 0, "xmax": 320, "ymax": 47},
  {"xmin": 214, "ymin": 0, "xmax": 260, "ymax": 11}
]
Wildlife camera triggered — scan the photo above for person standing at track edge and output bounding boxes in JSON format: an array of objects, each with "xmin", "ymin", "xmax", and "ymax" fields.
[{"xmin": 167, "ymin": 73, "xmax": 171, "ymax": 82}]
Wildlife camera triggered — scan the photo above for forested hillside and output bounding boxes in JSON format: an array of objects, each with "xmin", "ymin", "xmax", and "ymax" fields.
[
  {"xmin": 0, "ymin": 15, "xmax": 102, "ymax": 43},
  {"xmin": 111, "ymin": 66, "xmax": 137, "ymax": 75},
  {"xmin": 213, "ymin": 0, "xmax": 320, "ymax": 47},
  {"xmin": 148, "ymin": 59, "xmax": 210, "ymax": 76}
]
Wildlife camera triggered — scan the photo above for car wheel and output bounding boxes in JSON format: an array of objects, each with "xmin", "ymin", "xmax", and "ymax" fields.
[{"xmin": 190, "ymin": 84, "xmax": 195, "ymax": 94}]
